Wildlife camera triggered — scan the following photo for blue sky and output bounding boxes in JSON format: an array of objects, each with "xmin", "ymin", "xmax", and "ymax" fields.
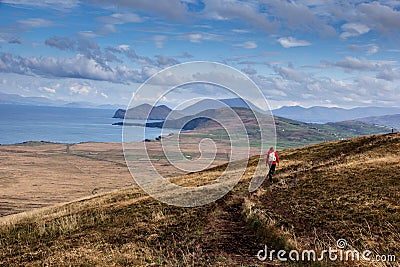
[{"xmin": 0, "ymin": 0, "xmax": 399, "ymax": 109}]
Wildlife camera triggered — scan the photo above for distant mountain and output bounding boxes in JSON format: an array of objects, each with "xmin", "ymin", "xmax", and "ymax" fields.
[
  {"xmin": 0, "ymin": 92, "xmax": 118, "ymax": 110},
  {"xmin": 0, "ymin": 92, "xmax": 65, "ymax": 106},
  {"xmin": 180, "ymin": 97, "xmax": 264, "ymax": 115},
  {"xmin": 96, "ymin": 104, "xmax": 121, "ymax": 110},
  {"xmin": 113, "ymin": 104, "xmax": 184, "ymax": 120},
  {"xmin": 272, "ymin": 105, "xmax": 400, "ymax": 123},
  {"xmin": 62, "ymin": 102, "xmax": 120, "ymax": 110},
  {"xmin": 356, "ymin": 114, "xmax": 400, "ymax": 130}
]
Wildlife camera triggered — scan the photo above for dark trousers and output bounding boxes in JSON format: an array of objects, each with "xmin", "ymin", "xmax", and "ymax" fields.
[{"xmin": 268, "ymin": 164, "xmax": 276, "ymax": 181}]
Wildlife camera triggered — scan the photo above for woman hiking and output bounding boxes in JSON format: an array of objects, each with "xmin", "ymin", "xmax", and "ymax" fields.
[{"xmin": 266, "ymin": 147, "xmax": 280, "ymax": 183}]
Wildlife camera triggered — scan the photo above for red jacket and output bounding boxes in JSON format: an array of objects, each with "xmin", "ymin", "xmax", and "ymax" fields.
[{"xmin": 266, "ymin": 150, "xmax": 280, "ymax": 165}]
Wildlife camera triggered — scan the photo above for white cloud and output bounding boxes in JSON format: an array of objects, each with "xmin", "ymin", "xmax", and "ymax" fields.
[
  {"xmin": 78, "ymin": 31, "xmax": 98, "ymax": 38},
  {"xmin": 45, "ymin": 36, "xmax": 75, "ymax": 50},
  {"xmin": 99, "ymin": 24, "xmax": 117, "ymax": 34},
  {"xmin": 277, "ymin": 37, "xmax": 311, "ymax": 48},
  {"xmin": 0, "ymin": 49, "xmax": 186, "ymax": 84},
  {"xmin": 357, "ymin": 2, "xmax": 400, "ymax": 33},
  {"xmin": 1, "ymin": 0, "xmax": 79, "ymax": 10},
  {"xmin": 183, "ymin": 32, "xmax": 219, "ymax": 43},
  {"xmin": 323, "ymin": 56, "xmax": 400, "ymax": 82},
  {"xmin": 39, "ymin": 86, "xmax": 56, "ymax": 94},
  {"xmin": 340, "ymin": 23, "xmax": 370, "ymax": 39},
  {"xmin": 106, "ymin": 44, "xmax": 138, "ymax": 60},
  {"xmin": 274, "ymin": 66, "xmax": 310, "ymax": 83},
  {"xmin": 254, "ymin": 66, "xmax": 400, "ymax": 108},
  {"xmin": 98, "ymin": 13, "xmax": 143, "ymax": 24},
  {"xmin": 17, "ymin": 18, "xmax": 53, "ymax": 28},
  {"xmin": 117, "ymin": 44, "xmax": 129, "ymax": 51},
  {"xmin": 377, "ymin": 68, "xmax": 400, "ymax": 81},
  {"xmin": 265, "ymin": 0, "xmax": 336, "ymax": 36},
  {"xmin": 241, "ymin": 66, "xmax": 257, "ymax": 75},
  {"xmin": 0, "ymin": 72, "xmax": 136, "ymax": 106},
  {"xmin": 153, "ymin": 35, "xmax": 168, "ymax": 48},
  {"xmin": 233, "ymin": 41, "xmax": 257, "ymax": 49},
  {"xmin": 101, "ymin": 92, "xmax": 108, "ymax": 98},
  {"xmin": 89, "ymin": 0, "xmax": 189, "ymax": 21},
  {"xmin": 231, "ymin": 29, "xmax": 251, "ymax": 34},
  {"xmin": 155, "ymin": 55, "xmax": 179, "ymax": 66},
  {"xmin": 70, "ymin": 84, "xmax": 91, "ymax": 95},
  {"xmin": 78, "ymin": 24, "xmax": 117, "ymax": 38},
  {"xmin": 327, "ymin": 57, "xmax": 396, "ymax": 72},
  {"xmin": 187, "ymin": 33, "xmax": 202, "ymax": 43},
  {"xmin": 203, "ymin": 0, "xmax": 277, "ymax": 32},
  {"xmin": 348, "ymin": 45, "xmax": 363, "ymax": 52},
  {"xmin": 366, "ymin": 45, "xmax": 379, "ymax": 55},
  {"xmin": 0, "ymin": 52, "xmax": 130, "ymax": 83}
]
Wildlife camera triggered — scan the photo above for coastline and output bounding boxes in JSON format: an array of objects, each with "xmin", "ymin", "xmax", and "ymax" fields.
[{"xmin": 0, "ymin": 104, "xmax": 176, "ymax": 145}]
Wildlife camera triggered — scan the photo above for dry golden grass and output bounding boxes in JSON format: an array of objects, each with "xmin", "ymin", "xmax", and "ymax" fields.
[{"xmin": 0, "ymin": 133, "xmax": 399, "ymax": 266}]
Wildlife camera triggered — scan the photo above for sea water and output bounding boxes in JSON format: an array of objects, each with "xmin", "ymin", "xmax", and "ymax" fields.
[{"xmin": 0, "ymin": 104, "xmax": 176, "ymax": 144}]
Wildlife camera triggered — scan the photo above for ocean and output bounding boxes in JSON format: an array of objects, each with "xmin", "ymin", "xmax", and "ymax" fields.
[{"xmin": 0, "ymin": 104, "xmax": 176, "ymax": 145}]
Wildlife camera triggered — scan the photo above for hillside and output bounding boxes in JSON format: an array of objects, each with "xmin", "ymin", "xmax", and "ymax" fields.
[
  {"xmin": 275, "ymin": 116, "xmax": 392, "ymax": 149},
  {"xmin": 141, "ymin": 107, "xmax": 393, "ymax": 149},
  {"xmin": 356, "ymin": 114, "xmax": 400, "ymax": 130},
  {"xmin": 1, "ymin": 133, "xmax": 399, "ymax": 266}
]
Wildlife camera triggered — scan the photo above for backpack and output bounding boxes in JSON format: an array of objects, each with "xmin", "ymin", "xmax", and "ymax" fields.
[{"xmin": 268, "ymin": 152, "xmax": 276, "ymax": 162}]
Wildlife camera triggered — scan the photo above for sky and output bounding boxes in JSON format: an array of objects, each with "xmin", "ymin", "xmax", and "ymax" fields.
[{"xmin": 0, "ymin": 0, "xmax": 399, "ymax": 109}]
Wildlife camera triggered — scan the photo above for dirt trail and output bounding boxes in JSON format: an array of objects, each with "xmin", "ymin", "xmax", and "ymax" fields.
[{"xmin": 201, "ymin": 196, "xmax": 275, "ymax": 266}]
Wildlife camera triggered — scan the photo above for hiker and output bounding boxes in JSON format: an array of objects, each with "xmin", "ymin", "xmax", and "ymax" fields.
[{"xmin": 266, "ymin": 147, "xmax": 280, "ymax": 183}]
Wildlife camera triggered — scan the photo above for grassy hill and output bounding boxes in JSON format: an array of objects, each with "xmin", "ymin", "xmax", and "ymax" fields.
[
  {"xmin": 1, "ymin": 133, "xmax": 399, "ymax": 266},
  {"xmin": 274, "ymin": 116, "xmax": 392, "ymax": 149},
  {"xmin": 143, "ymin": 107, "xmax": 393, "ymax": 149}
]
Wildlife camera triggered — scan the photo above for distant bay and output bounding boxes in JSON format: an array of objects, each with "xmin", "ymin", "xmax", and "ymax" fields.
[{"xmin": 0, "ymin": 104, "xmax": 177, "ymax": 145}]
